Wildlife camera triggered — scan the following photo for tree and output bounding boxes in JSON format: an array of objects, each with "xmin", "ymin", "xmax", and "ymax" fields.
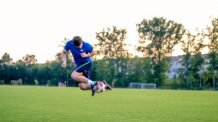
[
  {"xmin": 95, "ymin": 26, "xmax": 128, "ymax": 58},
  {"xmin": 0, "ymin": 53, "xmax": 13, "ymax": 84},
  {"xmin": 95, "ymin": 26, "xmax": 129, "ymax": 86},
  {"xmin": 191, "ymin": 32, "xmax": 205, "ymax": 89},
  {"xmin": 206, "ymin": 18, "xmax": 218, "ymax": 88},
  {"xmin": 126, "ymin": 57, "xmax": 153, "ymax": 84},
  {"xmin": 179, "ymin": 31, "xmax": 205, "ymax": 89},
  {"xmin": 19, "ymin": 54, "xmax": 37, "ymax": 84},
  {"xmin": 22, "ymin": 54, "xmax": 37, "ymax": 65},
  {"xmin": 1, "ymin": 52, "xmax": 12, "ymax": 63},
  {"xmin": 137, "ymin": 17, "xmax": 186, "ymax": 86},
  {"xmin": 179, "ymin": 32, "xmax": 193, "ymax": 88}
]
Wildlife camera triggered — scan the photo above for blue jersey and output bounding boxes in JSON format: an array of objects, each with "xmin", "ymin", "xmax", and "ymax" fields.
[{"xmin": 64, "ymin": 40, "xmax": 93, "ymax": 66}]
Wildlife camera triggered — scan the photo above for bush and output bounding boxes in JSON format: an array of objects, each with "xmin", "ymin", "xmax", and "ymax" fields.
[
  {"xmin": 47, "ymin": 80, "xmax": 51, "ymax": 86},
  {"xmin": 0, "ymin": 80, "xmax": 4, "ymax": 84},
  {"xmin": 161, "ymin": 79, "xmax": 180, "ymax": 89}
]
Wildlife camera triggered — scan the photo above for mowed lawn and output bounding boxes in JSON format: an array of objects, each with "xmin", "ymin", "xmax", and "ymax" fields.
[{"xmin": 0, "ymin": 85, "xmax": 218, "ymax": 122}]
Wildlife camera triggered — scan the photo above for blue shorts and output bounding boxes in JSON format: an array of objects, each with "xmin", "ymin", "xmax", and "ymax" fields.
[{"xmin": 74, "ymin": 61, "xmax": 93, "ymax": 78}]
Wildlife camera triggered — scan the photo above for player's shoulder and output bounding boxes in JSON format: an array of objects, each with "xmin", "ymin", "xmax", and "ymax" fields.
[
  {"xmin": 67, "ymin": 40, "xmax": 73, "ymax": 44},
  {"xmin": 66, "ymin": 40, "xmax": 73, "ymax": 46},
  {"xmin": 83, "ymin": 41, "xmax": 92, "ymax": 47}
]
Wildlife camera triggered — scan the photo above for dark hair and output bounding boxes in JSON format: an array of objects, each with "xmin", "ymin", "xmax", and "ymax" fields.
[{"xmin": 73, "ymin": 36, "xmax": 82, "ymax": 46}]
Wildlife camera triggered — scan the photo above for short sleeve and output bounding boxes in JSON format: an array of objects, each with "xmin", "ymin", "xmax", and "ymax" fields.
[
  {"xmin": 64, "ymin": 41, "xmax": 70, "ymax": 51},
  {"xmin": 88, "ymin": 43, "xmax": 93, "ymax": 52}
]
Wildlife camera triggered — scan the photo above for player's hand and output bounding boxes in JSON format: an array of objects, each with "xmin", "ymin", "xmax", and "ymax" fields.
[
  {"xmin": 81, "ymin": 53, "xmax": 90, "ymax": 58},
  {"xmin": 62, "ymin": 63, "xmax": 67, "ymax": 68}
]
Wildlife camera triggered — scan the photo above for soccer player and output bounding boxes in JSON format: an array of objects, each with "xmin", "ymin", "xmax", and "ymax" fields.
[{"xmin": 61, "ymin": 36, "xmax": 112, "ymax": 96}]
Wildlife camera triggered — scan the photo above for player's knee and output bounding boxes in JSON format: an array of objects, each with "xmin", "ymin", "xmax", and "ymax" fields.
[
  {"xmin": 79, "ymin": 83, "xmax": 86, "ymax": 90},
  {"xmin": 71, "ymin": 72, "xmax": 78, "ymax": 81}
]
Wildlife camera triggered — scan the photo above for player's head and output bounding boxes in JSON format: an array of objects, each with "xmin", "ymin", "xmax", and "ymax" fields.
[{"xmin": 73, "ymin": 36, "xmax": 82, "ymax": 47}]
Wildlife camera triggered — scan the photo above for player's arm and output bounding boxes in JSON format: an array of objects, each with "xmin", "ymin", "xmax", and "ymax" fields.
[
  {"xmin": 81, "ymin": 50, "xmax": 94, "ymax": 58},
  {"xmin": 87, "ymin": 51, "xmax": 95, "ymax": 57},
  {"xmin": 61, "ymin": 49, "xmax": 68, "ymax": 68},
  {"xmin": 81, "ymin": 44, "xmax": 95, "ymax": 58}
]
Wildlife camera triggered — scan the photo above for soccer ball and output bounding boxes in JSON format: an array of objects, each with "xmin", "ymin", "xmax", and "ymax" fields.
[{"xmin": 96, "ymin": 82, "xmax": 106, "ymax": 93}]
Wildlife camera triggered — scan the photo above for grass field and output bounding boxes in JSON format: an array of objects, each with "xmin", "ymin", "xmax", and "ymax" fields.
[{"xmin": 0, "ymin": 85, "xmax": 218, "ymax": 122}]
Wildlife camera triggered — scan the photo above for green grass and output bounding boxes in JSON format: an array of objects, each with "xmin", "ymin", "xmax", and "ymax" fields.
[{"xmin": 0, "ymin": 86, "xmax": 218, "ymax": 122}]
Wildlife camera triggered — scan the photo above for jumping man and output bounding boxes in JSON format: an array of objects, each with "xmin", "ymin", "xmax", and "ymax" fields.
[{"xmin": 61, "ymin": 36, "xmax": 112, "ymax": 96}]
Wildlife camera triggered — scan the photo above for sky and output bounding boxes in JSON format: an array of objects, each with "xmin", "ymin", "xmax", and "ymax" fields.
[{"xmin": 0, "ymin": 0, "xmax": 218, "ymax": 63}]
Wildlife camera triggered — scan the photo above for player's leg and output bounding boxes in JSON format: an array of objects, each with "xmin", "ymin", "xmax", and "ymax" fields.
[
  {"xmin": 71, "ymin": 71, "xmax": 95, "ymax": 89},
  {"xmin": 80, "ymin": 63, "xmax": 112, "ymax": 91},
  {"xmin": 71, "ymin": 71, "xmax": 88, "ymax": 83},
  {"xmin": 82, "ymin": 70, "xmax": 99, "ymax": 96},
  {"xmin": 79, "ymin": 83, "xmax": 90, "ymax": 90},
  {"xmin": 71, "ymin": 61, "xmax": 94, "ymax": 84},
  {"xmin": 71, "ymin": 71, "xmax": 97, "ymax": 96},
  {"xmin": 71, "ymin": 62, "xmax": 98, "ymax": 96}
]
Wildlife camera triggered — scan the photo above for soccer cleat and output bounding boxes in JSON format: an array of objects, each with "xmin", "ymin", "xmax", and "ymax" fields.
[
  {"xmin": 91, "ymin": 81, "xmax": 97, "ymax": 96},
  {"xmin": 103, "ymin": 80, "xmax": 112, "ymax": 90}
]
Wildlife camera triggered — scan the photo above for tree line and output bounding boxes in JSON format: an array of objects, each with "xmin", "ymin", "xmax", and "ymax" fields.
[{"xmin": 0, "ymin": 17, "xmax": 217, "ymax": 89}]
